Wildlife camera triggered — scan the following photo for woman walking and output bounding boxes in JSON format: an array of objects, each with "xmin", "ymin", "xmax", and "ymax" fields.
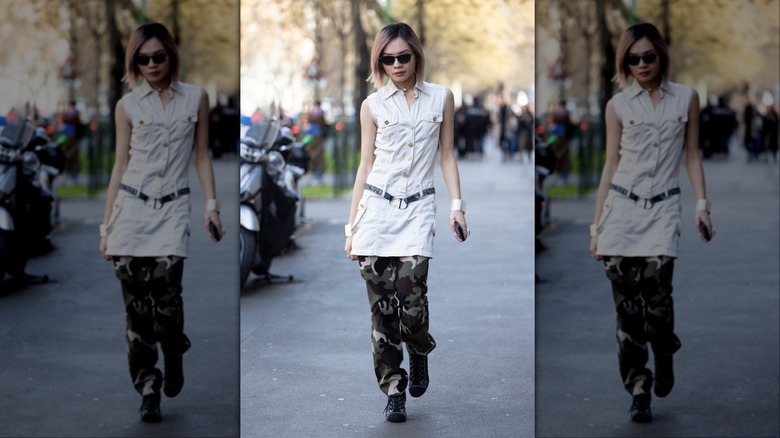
[
  {"xmin": 344, "ymin": 22, "xmax": 468, "ymax": 422},
  {"xmin": 590, "ymin": 22, "xmax": 713, "ymax": 423},
  {"xmin": 99, "ymin": 22, "xmax": 223, "ymax": 422}
]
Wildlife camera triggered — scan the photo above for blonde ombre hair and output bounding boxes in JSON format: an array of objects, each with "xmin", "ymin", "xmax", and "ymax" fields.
[
  {"xmin": 614, "ymin": 22, "xmax": 670, "ymax": 88},
  {"xmin": 124, "ymin": 22, "xmax": 180, "ymax": 88},
  {"xmin": 368, "ymin": 22, "xmax": 425, "ymax": 90}
]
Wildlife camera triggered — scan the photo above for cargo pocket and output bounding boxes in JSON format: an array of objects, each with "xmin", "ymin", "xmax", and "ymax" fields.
[
  {"xmin": 352, "ymin": 194, "xmax": 370, "ymax": 234},
  {"xmin": 422, "ymin": 111, "xmax": 443, "ymax": 138}
]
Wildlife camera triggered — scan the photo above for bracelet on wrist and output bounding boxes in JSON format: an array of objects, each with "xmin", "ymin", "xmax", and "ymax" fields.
[
  {"xmin": 696, "ymin": 199, "xmax": 711, "ymax": 213},
  {"xmin": 589, "ymin": 224, "xmax": 598, "ymax": 238},
  {"xmin": 206, "ymin": 199, "xmax": 220, "ymax": 213},
  {"xmin": 344, "ymin": 224, "xmax": 353, "ymax": 238},
  {"xmin": 451, "ymin": 199, "xmax": 466, "ymax": 213},
  {"xmin": 99, "ymin": 224, "xmax": 108, "ymax": 237}
]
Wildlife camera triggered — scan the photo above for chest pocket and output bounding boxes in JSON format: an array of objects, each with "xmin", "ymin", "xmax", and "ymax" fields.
[
  {"xmin": 376, "ymin": 114, "xmax": 399, "ymax": 142},
  {"xmin": 422, "ymin": 112, "xmax": 443, "ymax": 138},
  {"xmin": 171, "ymin": 110, "xmax": 198, "ymax": 143},
  {"xmin": 620, "ymin": 113, "xmax": 646, "ymax": 150},
  {"xmin": 662, "ymin": 112, "xmax": 688, "ymax": 142},
  {"xmin": 130, "ymin": 117, "xmax": 157, "ymax": 152}
]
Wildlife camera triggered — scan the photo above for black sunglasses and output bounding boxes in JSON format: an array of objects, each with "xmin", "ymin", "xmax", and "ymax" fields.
[
  {"xmin": 380, "ymin": 53, "xmax": 412, "ymax": 66},
  {"xmin": 136, "ymin": 53, "xmax": 168, "ymax": 66},
  {"xmin": 626, "ymin": 53, "xmax": 657, "ymax": 66}
]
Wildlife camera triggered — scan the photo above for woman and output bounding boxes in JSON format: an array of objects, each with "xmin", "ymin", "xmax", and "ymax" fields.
[
  {"xmin": 99, "ymin": 22, "xmax": 223, "ymax": 423},
  {"xmin": 590, "ymin": 22, "xmax": 713, "ymax": 423},
  {"xmin": 344, "ymin": 22, "xmax": 468, "ymax": 423}
]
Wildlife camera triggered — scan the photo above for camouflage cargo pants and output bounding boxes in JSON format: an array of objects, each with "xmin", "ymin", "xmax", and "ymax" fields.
[
  {"xmin": 604, "ymin": 256, "xmax": 681, "ymax": 395},
  {"xmin": 113, "ymin": 256, "xmax": 191, "ymax": 396},
  {"xmin": 358, "ymin": 256, "xmax": 436, "ymax": 396}
]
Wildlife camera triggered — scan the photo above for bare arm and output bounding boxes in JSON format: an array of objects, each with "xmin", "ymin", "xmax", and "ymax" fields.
[
  {"xmin": 100, "ymin": 100, "xmax": 132, "ymax": 259},
  {"xmin": 193, "ymin": 89, "xmax": 223, "ymax": 241},
  {"xmin": 438, "ymin": 89, "xmax": 467, "ymax": 241},
  {"xmin": 590, "ymin": 98, "xmax": 622, "ymax": 259},
  {"xmin": 683, "ymin": 88, "xmax": 713, "ymax": 241},
  {"xmin": 344, "ymin": 99, "xmax": 377, "ymax": 260}
]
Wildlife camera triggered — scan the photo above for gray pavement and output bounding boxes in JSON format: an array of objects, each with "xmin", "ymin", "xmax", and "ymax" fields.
[
  {"xmin": 0, "ymin": 155, "xmax": 241, "ymax": 437},
  {"xmin": 535, "ymin": 147, "xmax": 780, "ymax": 437},
  {"xmin": 240, "ymin": 142, "xmax": 536, "ymax": 437}
]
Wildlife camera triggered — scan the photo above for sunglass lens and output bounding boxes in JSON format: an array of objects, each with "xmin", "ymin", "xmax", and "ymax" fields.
[
  {"xmin": 644, "ymin": 54, "xmax": 657, "ymax": 64},
  {"xmin": 137, "ymin": 53, "xmax": 167, "ymax": 66},
  {"xmin": 137, "ymin": 55, "xmax": 150, "ymax": 66},
  {"xmin": 152, "ymin": 53, "xmax": 167, "ymax": 64},
  {"xmin": 380, "ymin": 53, "xmax": 412, "ymax": 66},
  {"xmin": 626, "ymin": 55, "xmax": 640, "ymax": 66}
]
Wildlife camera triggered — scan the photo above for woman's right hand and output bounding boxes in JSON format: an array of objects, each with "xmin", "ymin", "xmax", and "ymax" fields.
[
  {"xmin": 344, "ymin": 236, "xmax": 357, "ymax": 261},
  {"xmin": 589, "ymin": 236, "xmax": 602, "ymax": 261}
]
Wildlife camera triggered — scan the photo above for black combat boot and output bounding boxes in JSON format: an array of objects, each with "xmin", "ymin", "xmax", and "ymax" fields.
[
  {"xmin": 408, "ymin": 354, "xmax": 429, "ymax": 398},
  {"xmin": 629, "ymin": 393, "xmax": 652, "ymax": 423},
  {"xmin": 163, "ymin": 351, "xmax": 184, "ymax": 398},
  {"xmin": 654, "ymin": 352, "xmax": 674, "ymax": 397},
  {"xmin": 139, "ymin": 393, "xmax": 162, "ymax": 423},
  {"xmin": 384, "ymin": 392, "xmax": 407, "ymax": 422}
]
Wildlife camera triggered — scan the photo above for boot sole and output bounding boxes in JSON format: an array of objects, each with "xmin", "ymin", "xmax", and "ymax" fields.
[{"xmin": 386, "ymin": 413, "xmax": 406, "ymax": 423}]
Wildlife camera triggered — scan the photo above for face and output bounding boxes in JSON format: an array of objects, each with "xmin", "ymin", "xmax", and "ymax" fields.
[
  {"xmin": 136, "ymin": 37, "xmax": 170, "ymax": 84},
  {"xmin": 626, "ymin": 37, "xmax": 660, "ymax": 84},
  {"xmin": 381, "ymin": 37, "xmax": 416, "ymax": 85}
]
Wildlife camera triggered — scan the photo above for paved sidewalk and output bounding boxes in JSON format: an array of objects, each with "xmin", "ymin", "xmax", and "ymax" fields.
[
  {"xmin": 535, "ymin": 148, "xmax": 780, "ymax": 437},
  {"xmin": 240, "ymin": 142, "xmax": 536, "ymax": 437}
]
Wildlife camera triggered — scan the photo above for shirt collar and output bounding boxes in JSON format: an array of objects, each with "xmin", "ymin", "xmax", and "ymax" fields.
[
  {"xmin": 627, "ymin": 80, "xmax": 674, "ymax": 99},
  {"xmin": 135, "ymin": 79, "xmax": 183, "ymax": 99},
  {"xmin": 382, "ymin": 79, "xmax": 429, "ymax": 100}
]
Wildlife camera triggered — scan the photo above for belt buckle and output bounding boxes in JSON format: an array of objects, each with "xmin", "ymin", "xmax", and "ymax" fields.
[
  {"xmin": 394, "ymin": 198, "xmax": 409, "ymax": 210},
  {"xmin": 152, "ymin": 198, "xmax": 164, "ymax": 210},
  {"xmin": 643, "ymin": 198, "xmax": 654, "ymax": 210}
]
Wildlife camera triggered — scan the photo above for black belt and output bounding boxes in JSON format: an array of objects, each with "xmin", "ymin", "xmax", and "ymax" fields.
[
  {"xmin": 120, "ymin": 184, "xmax": 190, "ymax": 209},
  {"xmin": 610, "ymin": 183, "xmax": 680, "ymax": 209},
  {"xmin": 365, "ymin": 183, "xmax": 435, "ymax": 209}
]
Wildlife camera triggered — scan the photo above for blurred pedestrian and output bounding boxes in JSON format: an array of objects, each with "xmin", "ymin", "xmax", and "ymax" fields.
[
  {"xmin": 589, "ymin": 22, "xmax": 713, "ymax": 423},
  {"xmin": 551, "ymin": 100, "xmax": 573, "ymax": 183},
  {"xmin": 344, "ymin": 22, "xmax": 468, "ymax": 423},
  {"xmin": 99, "ymin": 22, "xmax": 224, "ymax": 423},
  {"xmin": 762, "ymin": 103, "xmax": 778, "ymax": 162},
  {"xmin": 463, "ymin": 96, "xmax": 490, "ymax": 160},
  {"xmin": 305, "ymin": 100, "xmax": 327, "ymax": 184},
  {"xmin": 61, "ymin": 100, "xmax": 83, "ymax": 185}
]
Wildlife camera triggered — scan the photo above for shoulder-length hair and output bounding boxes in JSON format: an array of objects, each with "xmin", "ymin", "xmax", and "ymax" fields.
[
  {"xmin": 614, "ymin": 22, "xmax": 670, "ymax": 88},
  {"xmin": 124, "ymin": 22, "xmax": 180, "ymax": 88},
  {"xmin": 368, "ymin": 22, "xmax": 425, "ymax": 90}
]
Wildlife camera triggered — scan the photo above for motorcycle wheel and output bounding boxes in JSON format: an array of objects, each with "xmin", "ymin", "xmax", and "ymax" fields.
[{"xmin": 239, "ymin": 226, "xmax": 256, "ymax": 289}]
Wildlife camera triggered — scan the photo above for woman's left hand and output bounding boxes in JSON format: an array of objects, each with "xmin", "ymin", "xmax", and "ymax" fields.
[
  {"xmin": 450, "ymin": 210, "xmax": 468, "ymax": 242},
  {"xmin": 205, "ymin": 210, "xmax": 223, "ymax": 242},
  {"xmin": 695, "ymin": 210, "xmax": 714, "ymax": 242}
]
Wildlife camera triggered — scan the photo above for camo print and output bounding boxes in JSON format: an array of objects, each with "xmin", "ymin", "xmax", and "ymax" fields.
[
  {"xmin": 358, "ymin": 255, "xmax": 436, "ymax": 396},
  {"xmin": 604, "ymin": 256, "xmax": 681, "ymax": 395},
  {"xmin": 113, "ymin": 256, "xmax": 192, "ymax": 396}
]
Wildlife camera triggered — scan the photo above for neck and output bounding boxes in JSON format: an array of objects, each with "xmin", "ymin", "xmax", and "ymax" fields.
[
  {"xmin": 392, "ymin": 78, "xmax": 416, "ymax": 92},
  {"xmin": 637, "ymin": 78, "xmax": 662, "ymax": 92},
  {"xmin": 147, "ymin": 77, "xmax": 172, "ymax": 92}
]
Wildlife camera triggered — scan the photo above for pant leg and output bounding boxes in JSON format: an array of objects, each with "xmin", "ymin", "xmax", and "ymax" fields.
[
  {"xmin": 114, "ymin": 257, "xmax": 162, "ymax": 396},
  {"xmin": 604, "ymin": 256, "xmax": 653, "ymax": 395},
  {"xmin": 640, "ymin": 257, "xmax": 681, "ymax": 357},
  {"xmin": 149, "ymin": 256, "xmax": 191, "ymax": 355},
  {"xmin": 358, "ymin": 256, "xmax": 406, "ymax": 396},
  {"xmin": 395, "ymin": 256, "xmax": 436, "ymax": 356}
]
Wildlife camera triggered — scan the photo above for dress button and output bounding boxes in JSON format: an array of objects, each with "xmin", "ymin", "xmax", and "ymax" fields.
[
  {"xmin": 629, "ymin": 120, "xmax": 634, "ymax": 125},
  {"xmin": 407, "ymin": 156, "xmax": 412, "ymax": 161},
  {"xmin": 139, "ymin": 120, "xmax": 144, "ymax": 125},
  {"xmin": 678, "ymin": 116, "xmax": 682, "ymax": 121},
  {"xmin": 653, "ymin": 142, "xmax": 659, "ymax": 148},
  {"xmin": 409, "ymin": 124, "xmax": 414, "ymax": 129},
  {"xmin": 163, "ymin": 142, "xmax": 169, "ymax": 147},
  {"xmin": 158, "ymin": 171, "xmax": 164, "ymax": 177},
  {"xmin": 408, "ymin": 142, "xmax": 413, "ymax": 147},
  {"xmin": 384, "ymin": 120, "xmax": 389, "ymax": 125},
  {"xmin": 432, "ymin": 115, "xmax": 437, "ymax": 121},
  {"xmin": 649, "ymin": 171, "xmax": 655, "ymax": 177},
  {"xmin": 403, "ymin": 172, "xmax": 409, "ymax": 178},
  {"xmin": 188, "ymin": 116, "xmax": 192, "ymax": 122}
]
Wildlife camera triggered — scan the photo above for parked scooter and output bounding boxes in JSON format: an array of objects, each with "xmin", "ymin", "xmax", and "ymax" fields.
[
  {"xmin": 239, "ymin": 120, "xmax": 300, "ymax": 288},
  {"xmin": 0, "ymin": 118, "xmax": 65, "ymax": 286}
]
